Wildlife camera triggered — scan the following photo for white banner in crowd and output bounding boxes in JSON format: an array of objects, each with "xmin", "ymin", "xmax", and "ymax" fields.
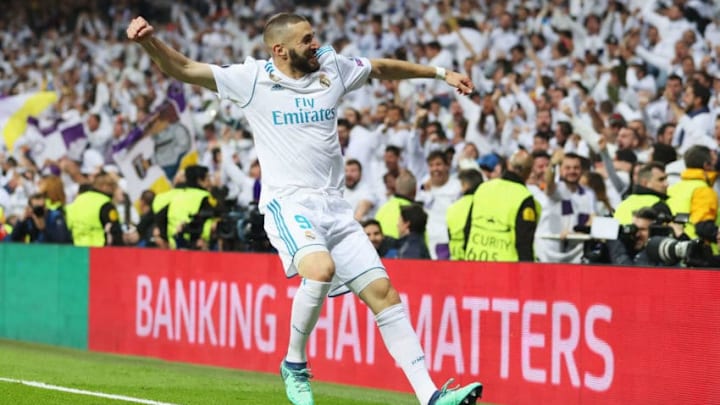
[
  {"xmin": 27, "ymin": 116, "xmax": 88, "ymax": 166},
  {"xmin": 112, "ymin": 81, "xmax": 198, "ymax": 203}
]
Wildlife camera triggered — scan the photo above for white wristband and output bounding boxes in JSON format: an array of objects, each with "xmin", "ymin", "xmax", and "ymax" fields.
[{"xmin": 434, "ymin": 66, "xmax": 446, "ymax": 81}]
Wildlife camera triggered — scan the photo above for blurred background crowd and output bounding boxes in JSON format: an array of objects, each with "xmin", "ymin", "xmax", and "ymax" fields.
[{"xmin": 2, "ymin": 0, "xmax": 720, "ymax": 267}]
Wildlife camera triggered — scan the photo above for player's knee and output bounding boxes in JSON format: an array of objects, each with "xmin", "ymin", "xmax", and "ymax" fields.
[{"xmin": 297, "ymin": 251, "xmax": 335, "ymax": 282}]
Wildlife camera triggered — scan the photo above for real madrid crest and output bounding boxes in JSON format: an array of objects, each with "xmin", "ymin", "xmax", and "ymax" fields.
[
  {"xmin": 319, "ymin": 73, "xmax": 331, "ymax": 88},
  {"xmin": 269, "ymin": 72, "xmax": 281, "ymax": 82}
]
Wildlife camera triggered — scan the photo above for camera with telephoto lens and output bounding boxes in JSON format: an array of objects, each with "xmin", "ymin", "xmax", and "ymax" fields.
[{"xmin": 645, "ymin": 236, "xmax": 713, "ymax": 267}]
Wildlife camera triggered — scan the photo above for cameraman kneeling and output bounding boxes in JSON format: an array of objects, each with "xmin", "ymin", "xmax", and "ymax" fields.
[{"xmin": 607, "ymin": 207, "xmax": 664, "ymax": 266}]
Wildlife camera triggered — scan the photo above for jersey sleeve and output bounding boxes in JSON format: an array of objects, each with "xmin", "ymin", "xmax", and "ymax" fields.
[
  {"xmin": 318, "ymin": 46, "xmax": 371, "ymax": 93},
  {"xmin": 209, "ymin": 58, "xmax": 260, "ymax": 107}
]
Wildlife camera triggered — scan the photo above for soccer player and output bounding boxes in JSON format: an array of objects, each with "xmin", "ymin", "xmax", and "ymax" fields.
[{"xmin": 127, "ymin": 13, "xmax": 481, "ymax": 405}]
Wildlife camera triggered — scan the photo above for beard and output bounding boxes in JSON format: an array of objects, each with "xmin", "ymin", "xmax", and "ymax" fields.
[{"xmin": 289, "ymin": 48, "xmax": 320, "ymax": 74}]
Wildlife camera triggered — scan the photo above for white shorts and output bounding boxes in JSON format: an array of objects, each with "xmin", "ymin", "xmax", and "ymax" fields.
[{"xmin": 263, "ymin": 193, "xmax": 387, "ymax": 296}]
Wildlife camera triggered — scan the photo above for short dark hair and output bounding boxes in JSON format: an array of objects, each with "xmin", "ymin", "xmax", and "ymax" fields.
[
  {"xmin": 634, "ymin": 207, "xmax": 658, "ymax": 221},
  {"xmin": 337, "ymin": 118, "xmax": 351, "ymax": 129},
  {"xmin": 557, "ymin": 121, "xmax": 573, "ymax": 137},
  {"xmin": 532, "ymin": 150, "xmax": 551, "ymax": 160},
  {"xmin": 140, "ymin": 190, "xmax": 156, "ymax": 206},
  {"xmin": 426, "ymin": 150, "xmax": 449, "ymax": 165},
  {"xmin": 400, "ymin": 204, "xmax": 428, "ymax": 234},
  {"xmin": 667, "ymin": 74, "xmax": 683, "ymax": 84},
  {"xmin": 691, "ymin": 82, "xmax": 711, "ymax": 106},
  {"xmin": 263, "ymin": 13, "xmax": 308, "ymax": 46},
  {"xmin": 684, "ymin": 145, "xmax": 712, "ymax": 169},
  {"xmin": 457, "ymin": 169, "xmax": 483, "ymax": 194},
  {"xmin": 185, "ymin": 165, "xmax": 209, "ymax": 187},
  {"xmin": 637, "ymin": 162, "xmax": 665, "ymax": 183},
  {"xmin": 385, "ymin": 145, "xmax": 401, "ymax": 156},
  {"xmin": 651, "ymin": 143, "xmax": 677, "ymax": 165},
  {"xmin": 345, "ymin": 158, "xmax": 362, "ymax": 172},
  {"xmin": 656, "ymin": 122, "xmax": 675, "ymax": 137},
  {"xmin": 361, "ymin": 218, "xmax": 382, "ymax": 232}
]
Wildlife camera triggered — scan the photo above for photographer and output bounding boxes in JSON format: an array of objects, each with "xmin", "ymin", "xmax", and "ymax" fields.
[
  {"xmin": 606, "ymin": 207, "xmax": 666, "ymax": 266},
  {"xmin": 10, "ymin": 193, "xmax": 72, "ymax": 244}
]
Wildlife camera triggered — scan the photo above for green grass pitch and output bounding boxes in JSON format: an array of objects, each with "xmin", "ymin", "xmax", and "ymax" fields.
[{"xmin": 0, "ymin": 339, "xmax": 431, "ymax": 404}]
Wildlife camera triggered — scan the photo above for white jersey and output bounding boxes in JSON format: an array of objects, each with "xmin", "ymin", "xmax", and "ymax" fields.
[{"xmin": 210, "ymin": 46, "xmax": 372, "ymax": 210}]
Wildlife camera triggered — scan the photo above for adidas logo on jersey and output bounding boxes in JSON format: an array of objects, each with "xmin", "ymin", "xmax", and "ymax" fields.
[{"xmin": 270, "ymin": 84, "xmax": 283, "ymax": 91}]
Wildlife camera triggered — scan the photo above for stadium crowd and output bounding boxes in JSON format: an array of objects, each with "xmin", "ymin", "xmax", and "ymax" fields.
[{"xmin": 2, "ymin": 0, "xmax": 720, "ymax": 265}]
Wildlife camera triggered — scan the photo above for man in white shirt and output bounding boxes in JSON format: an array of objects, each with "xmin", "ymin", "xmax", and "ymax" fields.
[
  {"xmin": 416, "ymin": 150, "xmax": 462, "ymax": 259},
  {"xmin": 127, "ymin": 12, "xmax": 481, "ymax": 405},
  {"xmin": 671, "ymin": 82, "xmax": 715, "ymax": 154},
  {"xmin": 535, "ymin": 152, "xmax": 596, "ymax": 263},
  {"xmin": 343, "ymin": 158, "xmax": 379, "ymax": 221}
]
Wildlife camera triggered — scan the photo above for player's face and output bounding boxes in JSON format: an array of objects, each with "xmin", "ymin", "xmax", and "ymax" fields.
[{"xmin": 288, "ymin": 22, "xmax": 320, "ymax": 74}]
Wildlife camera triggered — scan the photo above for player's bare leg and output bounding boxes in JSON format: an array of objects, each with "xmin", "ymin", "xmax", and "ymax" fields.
[{"xmin": 359, "ymin": 278, "xmax": 483, "ymax": 405}]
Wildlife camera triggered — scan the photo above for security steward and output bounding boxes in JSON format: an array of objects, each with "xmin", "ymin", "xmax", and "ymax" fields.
[
  {"xmin": 466, "ymin": 150, "xmax": 537, "ymax": 262},
  {"xmin": 446, "ymin": 169, "xmax": 483, "ymax": 260},
  {"xmin": 667, "ymin": 145, "xmax": 718, "ymax": 242},
  {"xmin": 614, "ymin": 162, "xmax": 672, "ymax": 225},
  {"xmin": 165, "ymin": 165, "xmax": 219, "ymax": 249},
  {"xmin": 374, "ymin": 169, "xmax": 416, "ymax": 239},
  {"xmin": 152, "ymin": 182, "xmax": 186, "ymax": 248},
  {"xmin": 66, "ymin": 172, "xmax": 124, "ymax": 246}
]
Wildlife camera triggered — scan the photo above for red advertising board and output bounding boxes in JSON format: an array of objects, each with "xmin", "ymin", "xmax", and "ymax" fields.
[{"xmin": 89, "ymin": 248, "xmax": 720, "ymax": 404}]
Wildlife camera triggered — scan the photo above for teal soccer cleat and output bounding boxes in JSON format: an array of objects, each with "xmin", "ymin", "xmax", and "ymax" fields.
[
  {"xmin": 429, "ymin": 379, "xmax": 483, "ymax": 405},
  {"xmin": 280, "ymin": 360, "xmax": 314, "ymax": 405}
]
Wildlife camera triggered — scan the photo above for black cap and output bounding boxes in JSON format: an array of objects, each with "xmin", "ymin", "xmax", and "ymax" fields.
[{"xmin": 605, "ymin": 35, "xmax": 619, "ymax": 45}]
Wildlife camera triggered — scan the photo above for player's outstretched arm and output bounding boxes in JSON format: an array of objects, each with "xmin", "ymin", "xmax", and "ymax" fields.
[
  {"xmin": 127, "ymin": 16, "xmax": 217, "ymax": 92},
  {"xmin": 368, "ymin": 58, "xmax": 474, "ymax": 95}
]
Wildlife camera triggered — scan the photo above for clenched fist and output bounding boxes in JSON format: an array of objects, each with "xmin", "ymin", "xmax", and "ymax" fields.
[{"xmin": 127, "ymin": 16, "xmax": 154, "ymax": 42}]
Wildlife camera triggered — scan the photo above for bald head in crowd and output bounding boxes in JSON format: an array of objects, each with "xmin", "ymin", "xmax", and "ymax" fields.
[
  {"xmin": 507, "ymin": 150, "xmax": 533, "ymax": 181},
  {"xmin": 395, "ymin": 169, "xmax": 417, "ymax": 200}
]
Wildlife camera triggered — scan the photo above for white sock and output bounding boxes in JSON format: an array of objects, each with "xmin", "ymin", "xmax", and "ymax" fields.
[
  {"xmin": 376, "ymin": 304, "xmax": 437, "ymax": 405},
  {"xmin": 285, "ymin": 279, "xmax": 332, "ymax": 363}
]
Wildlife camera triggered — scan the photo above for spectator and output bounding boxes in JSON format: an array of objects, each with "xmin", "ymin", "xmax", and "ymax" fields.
[
  {"xmin": 416, "ymin": 150, "xmax": 461, "ymax": 259},
  {"xmin": 343, "ymin": 159, "xmax": 379, "ymax": 222},
  {"xmin": 397, "ymin": 204, "xmax": 430, "ymax": 259},
  {"xmin": 535, "ymin": 152, "xmax": 596, "ymax": 263},
  {"xmin": 361, "ymin": 218, "xmax": 398, "ymax": 258},
  {"xmin": 671, "ymin": 82, "xmax": 714, "ymax": 154}
]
